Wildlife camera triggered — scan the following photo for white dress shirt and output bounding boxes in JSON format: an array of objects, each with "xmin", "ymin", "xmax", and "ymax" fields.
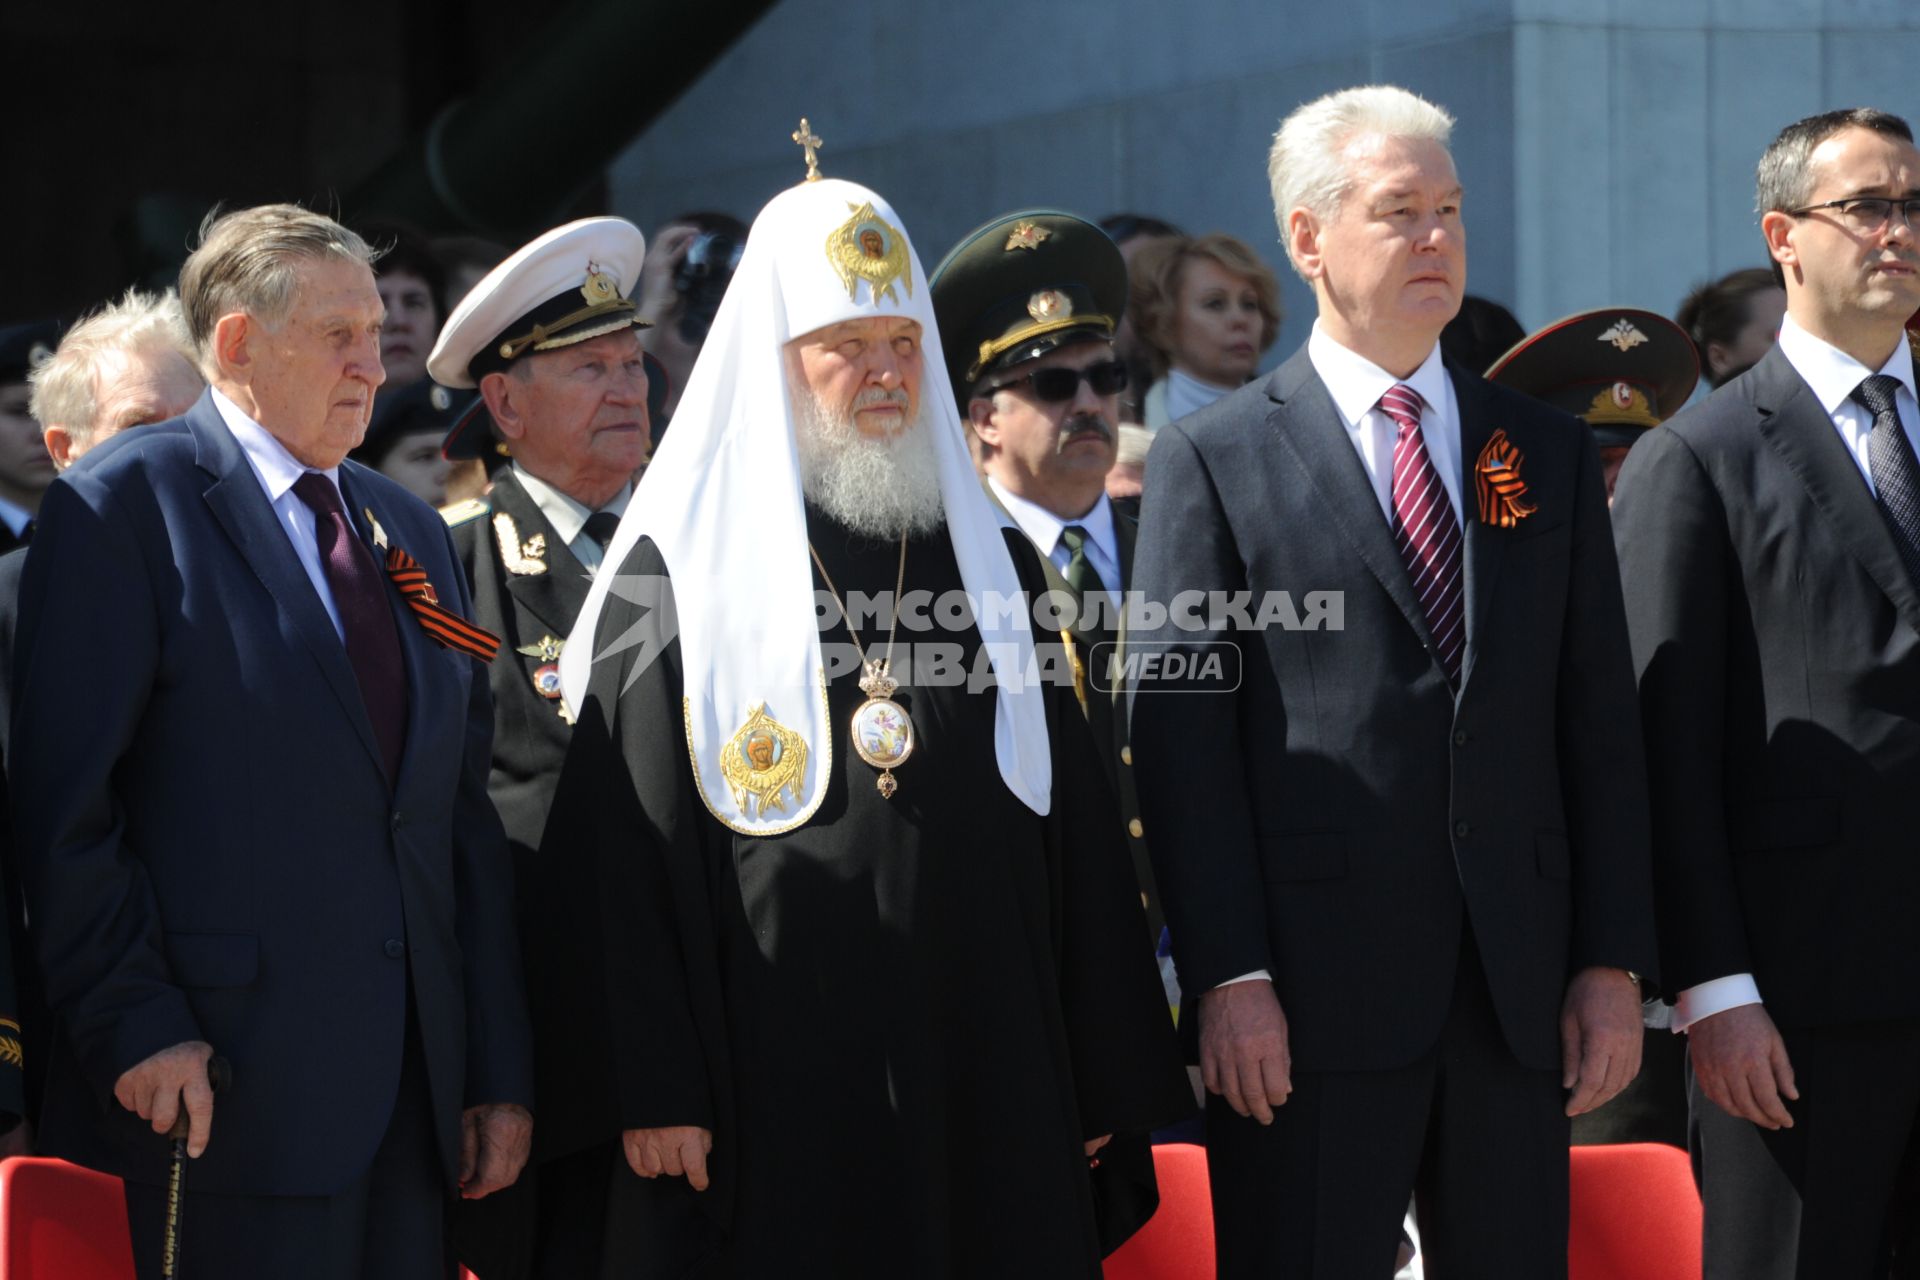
[
  {"xmin": 1671, "ymin": 316, "xmax": 1920, "ymax": 1033},
  {"xmin": 986, "ymin": 476, "xmax": 1122, "ymax": 603},
  {"xmin": 1774, "ymin": 313, "xmax": 1920, "ymax": 497},
  {"xmin": 1216, "ymin": 327, "xmax": 1463, "ymax": 992},
  {"xmin": 512, "ymin": 463, "xmax": 633, "ymax": 575},
  {"xmin": 1308, "ymin": 322, "xmax": 1465, "ymax": 522},
  {"xmin": 211, "ymin": 388, "xmax": 348, "ymax": 643}
]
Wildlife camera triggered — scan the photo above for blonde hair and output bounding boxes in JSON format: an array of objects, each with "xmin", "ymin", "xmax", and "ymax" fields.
[
  {"xmin": 28, "ymin": 289, "xmax": 196, "ymax": 444},
  {"xmin": 179, "ymin": 204, "xmax": 377, "ymax": 369},
  {"xmin": 1268, "ymin": 85, "xmax": 1456, "ymax": 279},
  {"xmin": 1129, "ymin": 233, "xmax": 1283, "ymax": 380}
]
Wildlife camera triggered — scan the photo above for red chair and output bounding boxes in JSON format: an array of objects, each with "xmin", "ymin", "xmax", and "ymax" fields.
[
  {"xmin": 1103, "ymin": 1142, "xmax": 1214, "ymax": 1280},
  {"xmin": 0, "ymin": 1156, "xmax": 136, "ymax": 1279},
  {"xmin": 1568, "ymin": 1142, "xmax": 1702, "ymax": 1280}
]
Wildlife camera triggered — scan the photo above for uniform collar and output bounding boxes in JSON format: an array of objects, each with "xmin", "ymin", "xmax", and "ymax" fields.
[
  {"xmin": 987, "ymin": 475, "xmax": 1117, "ymax": 568},
  {"xmin": 511, "ymin": 462, "xmax": 632, "ymax": 545}
]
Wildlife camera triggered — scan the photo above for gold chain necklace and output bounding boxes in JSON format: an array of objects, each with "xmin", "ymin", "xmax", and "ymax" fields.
[{"xmin": 809, "ymin": 532, "xmax": 915, "ymax": 798}]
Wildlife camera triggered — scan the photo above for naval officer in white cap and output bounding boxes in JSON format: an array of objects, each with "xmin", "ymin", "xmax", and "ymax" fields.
[{"xmin": 428, "ymin": 217, "xmax": 655, "ymax": 1280}]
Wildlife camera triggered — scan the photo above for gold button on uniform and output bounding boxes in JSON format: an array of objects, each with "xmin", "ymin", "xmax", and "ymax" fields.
[
  {"xmin": 1128, "ymin": 817, "xmax": 1144, "ymax": 838},
  {"xmin": 1120, "ymin": 744, "xmax": 1133, "ymax": 766}
]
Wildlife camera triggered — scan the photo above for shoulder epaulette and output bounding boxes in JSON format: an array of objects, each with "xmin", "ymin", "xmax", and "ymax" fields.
[{"xmin": 440, "ymin": 497, "xmax": 490, "ymax": 527}]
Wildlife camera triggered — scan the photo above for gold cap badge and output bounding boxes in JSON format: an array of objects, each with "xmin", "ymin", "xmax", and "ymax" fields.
[
  {"xmin": 581, "ymin": 268, "xmax": 620, "ymax": 306},
  {"xmin": 1027, "ymin": 289, "xmax": 1072, "ymax": 322}
]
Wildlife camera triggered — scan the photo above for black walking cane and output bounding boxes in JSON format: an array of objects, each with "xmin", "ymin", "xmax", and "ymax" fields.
[{"xmin": 160, "ymin": 1055, "xmax": 231, "ymax": 1280}]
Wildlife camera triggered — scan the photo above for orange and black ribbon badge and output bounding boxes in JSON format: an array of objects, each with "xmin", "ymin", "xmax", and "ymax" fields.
[
  {"xmin": 385, "ymin": 545, "xmax": 501, "ymax": 662},
  {"xmin": 1474, "ymin": 428, "xmax": 1538, "ymax": 530}
]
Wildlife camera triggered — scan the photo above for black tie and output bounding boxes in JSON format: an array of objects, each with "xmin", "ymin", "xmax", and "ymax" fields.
[
  {"xmin": 290, "ymin": 472, "xmax": 408, "ymax": 778},
  {"xmin": 1850, "ymin": 375, "xmax": 1920, "ymax": 590},
  {"xmin": 582, "ymin": 511, "xmax": 620, "ymax": 552}
]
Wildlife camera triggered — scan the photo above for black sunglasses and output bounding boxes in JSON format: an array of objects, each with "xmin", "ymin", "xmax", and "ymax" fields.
[{"xmin": 988, "ymin": 359, "xmax": 1129, "ymax": 403}]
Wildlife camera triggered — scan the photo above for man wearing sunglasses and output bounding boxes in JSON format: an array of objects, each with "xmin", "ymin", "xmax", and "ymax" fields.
[
  {"xmin": 931, "ymin": 211, "xmax": 1164, "ymax": 948},
  {"xmin": 1614, "ymin": 107, "xmax": 1920, "ymax": 1278}
]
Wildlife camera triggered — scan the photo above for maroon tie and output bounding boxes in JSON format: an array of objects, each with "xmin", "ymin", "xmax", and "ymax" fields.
[
  {"xmin": 1381, "ymin": 384, "xmax": 1465, "ymax": 682},
  {"xmin": 291, "ymin": 472, "xmax": 408, "ymax": 778}
]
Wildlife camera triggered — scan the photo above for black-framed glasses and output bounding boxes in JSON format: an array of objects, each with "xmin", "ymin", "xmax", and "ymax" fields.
[
  {"xmin": 988, "ymin": 359, "xmax": 1128, "ymax": 403},
  {"xmin": 1786, "ymin": 196, "xmax": 1920, "ymax": 233}
]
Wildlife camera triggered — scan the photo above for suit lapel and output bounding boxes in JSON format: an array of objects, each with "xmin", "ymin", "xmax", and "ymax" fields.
[
  {"xmin": 490, "ymin": 472, "xmax": 593, "ymax": 637},
  {"xmin": 1112, "ymin": 507, "xmax": 1136, "ymax": 656},
  {"xmin": 1451, "ymin": 365, "xmax": 1505, "ymax": 690},
  {"xmin": 340, "ymin": 466, "xmax": 453, "ymax": 793},
  {"xmin": 190, "ymin": 402, "xmax": 386, "ymax": 778},
  {"xmin": 1264, "ymin": 352, "xmax": 1438, "ymax": 653},
  {"xmin": 1752, "ymin": 346, "xmax": 1920, "ymax": 636}
]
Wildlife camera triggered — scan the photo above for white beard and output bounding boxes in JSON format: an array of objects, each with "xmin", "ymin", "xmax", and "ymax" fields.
[{"xmin": 792, "ymin": 385, "xmax": 946, "ymax": 539}]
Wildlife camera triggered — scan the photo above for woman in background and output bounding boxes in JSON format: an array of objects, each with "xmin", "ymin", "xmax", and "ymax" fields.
[{"xmin": 1131, "ymin": 232, "xmax": 1282, "ymax": 429}]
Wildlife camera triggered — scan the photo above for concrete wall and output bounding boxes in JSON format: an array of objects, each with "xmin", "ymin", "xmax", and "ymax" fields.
[{"xmin": 609, "ymin": 0, "xmax": 1920, "ymax": 362}]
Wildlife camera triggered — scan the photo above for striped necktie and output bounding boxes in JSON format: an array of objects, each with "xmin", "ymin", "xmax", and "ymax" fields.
[
  {"xmin": 1851, "ymin": 374, "xmax": 1920, "ymax": 591},
  {"xmin": 1381, "ymin": 384, "xmax": 1465, "ymax": 682}
]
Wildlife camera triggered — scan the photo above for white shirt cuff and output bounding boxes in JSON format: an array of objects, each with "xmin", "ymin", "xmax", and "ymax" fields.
[
  {"xmin": 1671, "ymin": 973, "xmax": 1762, "ymax": 1032},
  {"xmin": 1216, "ymin": 970, "xmax": 1271, "ymax": 988}
]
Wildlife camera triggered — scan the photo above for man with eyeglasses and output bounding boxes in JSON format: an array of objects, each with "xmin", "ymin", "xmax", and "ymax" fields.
[
  {"xmin": 931, "ymin": 211, "xmax": 1164, "ymax": 948},
  {"xmin": 1614, "ymin": 106, "xmax": 1920, "ymax": 1278}
]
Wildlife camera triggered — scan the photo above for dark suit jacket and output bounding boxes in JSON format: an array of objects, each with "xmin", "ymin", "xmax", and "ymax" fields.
[
  {"xmin": 447, "ymin": 469, "xmax": 600, "ymax": 1161},
  {"xmin": 1613, "ymin": 344, "xmax": 1920, "ymax": 1031},
  {"xmin": 1128, "ymin": 347, "xmax": 1658, "ymax": 1073},
  {"xmin": 9, "ymin": 391, "xmax": 533, "ymax": 1195}
]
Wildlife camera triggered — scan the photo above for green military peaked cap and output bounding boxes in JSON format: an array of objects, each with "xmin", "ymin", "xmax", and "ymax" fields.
[{"xmin": 929, "ymin": 210, "xmax": 1128, "ymax": 402}]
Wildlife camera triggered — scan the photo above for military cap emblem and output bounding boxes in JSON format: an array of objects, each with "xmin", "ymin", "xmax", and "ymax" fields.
[
  {"xmin": 26, "ymin": 342, "xmax": 52, "ymax": 368},
  {"xmin": 429, "ymin": 385, "xmax": 452, "ymax": 411},
  {"xmin": 721, "ymin": 703, "xmax": 810, "ymax": 820},
  {"xmin": 581, "ymin": 267, "xmax": 620, "ymax": 306},
  {"xmin": 1004, "ymin": 221, "xmax": 1051, "ymax": 252},
  {"xmin": 1598, "ymin": 319, "xmax": 1649, "ymax": 352},
  {"xmin": 1027, "ymin": 289, "xmax": 1072, "ymax": 322},
  {"xmin": 826, "ymin": 202, "xmax": 913, "ymax": 304}
]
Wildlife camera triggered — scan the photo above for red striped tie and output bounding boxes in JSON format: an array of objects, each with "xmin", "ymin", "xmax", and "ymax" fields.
[{"xmin": 1381, "ymin": 384, "xmax": 1464, "ymax": 682}]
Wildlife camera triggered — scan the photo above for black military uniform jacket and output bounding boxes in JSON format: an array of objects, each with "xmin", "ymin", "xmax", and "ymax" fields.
[
  {"xmin": 987, "ymin": 488, "xmax": 1161, "ymax": 942},
  {"xmin": 447, "ymin": 469, "xmax": 614, "ymax": 1167}
]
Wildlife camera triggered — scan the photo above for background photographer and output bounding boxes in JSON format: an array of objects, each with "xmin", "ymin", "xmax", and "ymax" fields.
[{"xmin": 634, "ymin": 211, "xmax": 746, "ymax": 430}]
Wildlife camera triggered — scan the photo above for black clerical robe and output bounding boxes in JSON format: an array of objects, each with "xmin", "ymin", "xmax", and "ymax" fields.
[{"xmin": 552, "ymin": 513, "xmax": 1191, "ymax": 1278}]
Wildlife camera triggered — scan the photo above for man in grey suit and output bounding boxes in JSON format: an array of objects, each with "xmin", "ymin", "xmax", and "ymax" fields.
[
  {"xmin": 1614, "ymin": 106, "xmax": 1920, "ymax": 1278},
  {"xmin": 1127, "ymin": 84, "xmax": 1657, "ymax": 1277}
]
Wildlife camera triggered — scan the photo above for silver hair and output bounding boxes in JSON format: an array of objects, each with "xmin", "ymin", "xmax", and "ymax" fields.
[
  {"xmin": 792, "ymin": 386, "xmax": 945, "ymax": 539},
  {"xmin": 1268, "ymin": 85, "xmax": 1457, "ymax": 279},
  {"xmin": 178, "ymin": 203, "xmax": 378, "ymax": 370},
  {"xmin": 28, "ymin": 289, "xmax": 196, "ymax": 444}
]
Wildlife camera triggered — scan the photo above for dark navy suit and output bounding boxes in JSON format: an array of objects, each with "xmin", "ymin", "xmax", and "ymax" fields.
[{"xmin": 9, "ymin": 391, "xmax": 532, "ymax": 1272}]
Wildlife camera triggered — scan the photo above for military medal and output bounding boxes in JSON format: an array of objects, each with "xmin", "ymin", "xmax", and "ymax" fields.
[
  {"xmin": 810, "ymin": 534, "xmax": 914, "ymax": 798},
  {"xmin": 518, "ymin": 636, "xmax": 566, "ymax": 699}
]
